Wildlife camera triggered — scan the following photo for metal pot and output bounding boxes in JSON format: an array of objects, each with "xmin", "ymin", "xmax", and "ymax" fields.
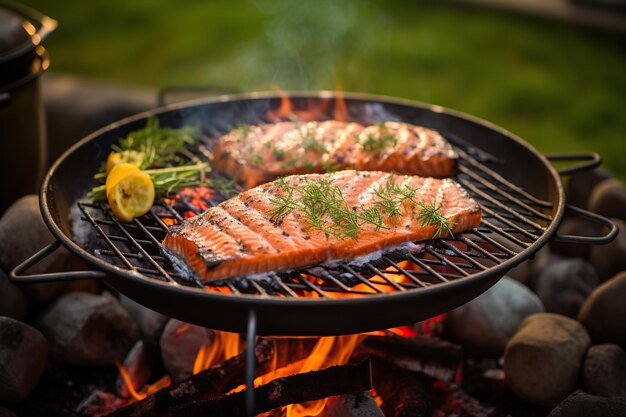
[{"xmin": 0, "ymin": 2, "xmax": 56, "ymax": 213}]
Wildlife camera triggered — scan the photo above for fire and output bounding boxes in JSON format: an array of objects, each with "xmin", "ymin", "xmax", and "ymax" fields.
[
  {"xmin": 267, "ymin": 88, "xmax": 345, "ymax": 122},
  {"xmin": 192, "ymin": 330, "xmax": 242, "ymax": 375}
]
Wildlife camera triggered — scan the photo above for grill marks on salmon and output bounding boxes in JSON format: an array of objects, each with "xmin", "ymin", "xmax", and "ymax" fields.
[
  {"xmin": 213, "ymin": 121, "xmax": 458, "ymax": 189},
  {"xmin": 162, "ymin": 171, "xmax": 481, "ymax": 280}
]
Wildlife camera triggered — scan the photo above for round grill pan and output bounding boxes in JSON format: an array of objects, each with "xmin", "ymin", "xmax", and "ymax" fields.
[{"xmin": 10, "ymin": 92, "xmax": 617, "ymax": 336}]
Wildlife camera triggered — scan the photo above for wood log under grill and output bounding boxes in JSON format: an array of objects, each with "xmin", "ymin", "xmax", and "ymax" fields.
[{"xmin": 171, "ymin": 360, "xmax": 372, "ymax": 417}]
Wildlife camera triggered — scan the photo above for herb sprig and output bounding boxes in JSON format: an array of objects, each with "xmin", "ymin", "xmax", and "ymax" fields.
[
  {"xmin": 268, "ymin": 178, "xmax": 386, "ymax": 240},
  {"xmin": 268, "ymin": 174, "xmax": 455, "ymax": 240},
  {"xmin": 360, "ymin": 123, "xmax": 398, "ymax": 152}
]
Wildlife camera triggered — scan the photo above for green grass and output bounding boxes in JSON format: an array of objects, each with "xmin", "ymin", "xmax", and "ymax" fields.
[{"xmin": 30, "ymin": 0, "xmax": 626, "ymax": 178}]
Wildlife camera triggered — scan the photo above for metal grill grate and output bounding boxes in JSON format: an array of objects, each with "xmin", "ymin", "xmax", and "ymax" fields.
[{"xmin": 76, "ymin": 136, "xmax": 554, "ymax": 299}]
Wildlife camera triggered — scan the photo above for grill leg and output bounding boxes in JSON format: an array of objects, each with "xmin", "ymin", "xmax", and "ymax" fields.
[{"xmin": 245, "ymin": 309, "xmax": 257, "ymax": 417}]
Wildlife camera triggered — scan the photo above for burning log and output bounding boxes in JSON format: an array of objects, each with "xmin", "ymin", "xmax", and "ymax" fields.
[
  {"xmin": 352, "ymin": 335, "xmax": 462, "ymax": 382},
  {"xmin": 106, "ymin": 338, "xmax": 273, "ymax": 417},
  {"xmin": 371, "ymin": 358, "xmax": 432, "ymax": 417},
  {"xmin": 106, "ymin": 338, "xmax": 318, "ymax": 417},
  {"xmin": 325, "ymin": 391, "xmax": 385, "ymax": 417},
  {"xmin": 171, "ymin": 361, "xmax": 372, "ymax": 417}
]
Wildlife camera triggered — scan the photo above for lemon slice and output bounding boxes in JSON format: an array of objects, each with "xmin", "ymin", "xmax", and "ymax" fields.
[
  {"xmin": 106, "ymin": 150, "xmax": 145, "ymax": 173},
  {"xmin": 106, "ymin": 163, "xmax": 141, "ymax": 191},
  {"xmin": 106, "ymin": 171, "xmax": 155, "ymax": 222}
]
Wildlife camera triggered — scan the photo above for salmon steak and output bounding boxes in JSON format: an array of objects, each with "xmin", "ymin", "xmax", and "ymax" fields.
[
  {"xmin": 213, "ymin": 121, "xmax": 458, "ymax": 188},
  {"xmin": 162, "ymin": 170, "xmax": 481, "ymax": 280}
]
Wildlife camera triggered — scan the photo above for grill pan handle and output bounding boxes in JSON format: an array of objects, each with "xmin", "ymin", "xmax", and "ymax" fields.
[
  {"xmin": 554, "ymin": 204, "xmax": 619, "ymax": 245},
  {"xmin": 9, "ymin": 240, "xmax": 107, "ymax": 283},
  {"xmin": 545, "ymin": 153, "xmax": 601, "ymax": 176}
]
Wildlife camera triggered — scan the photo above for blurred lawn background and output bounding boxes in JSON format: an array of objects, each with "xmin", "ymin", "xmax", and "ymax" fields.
[{"xmin": 30, "ymin": 0, "xmax": 625, "ymax": 178}]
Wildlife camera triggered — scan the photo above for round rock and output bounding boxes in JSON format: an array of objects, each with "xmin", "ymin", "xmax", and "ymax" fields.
[
  {"xmin": 0, "ymin": 270, "xmax": 28, "ymax": 321},
  {"xmin": 39, "ymin": 292, "xmax": 139, "ymax": 366},
  {"xmin": 160, "ymin": 319, "xmax": 214, "ymax": 382},
  {"xmin": 548, "ymin": 390, "xmax": 626, "ymax": 417},
  {"xmin": 578, "ymin": 271, "xmax": 626, "ymax": 348},
  {"xmin": 589, "ymin": 178, "xmax": 626, "ymax": 222},
  {"xmin": 0, "ymin": 195, "xmax": 70, "ymax": 304},
  {"xmin": 0, "ymin": 317, "xmax": 48, "ymax": 402},
  {"xmin": 529, "ymin": 258, "xmax": 598, "ymax": 318},
  {"xmin": 582, "ymin": 344, "xmax": 626, "ymax": 397},
  {"xmin": 566, "ymin": 168, "xmax": 612, "ymax": 210},
  {"xmin": 444, "ymin": 277, "xmax": 544, "ymax": 357},
  {"xmin": 504, "ymin": 313, "xmax": 591, "ymax": 407},
  {"xmin": 119, "ymin": 295, "xmax": 168, "ymax": 346},
  {"xmin": 590, "ymin": 219, "xmax": 626, "ymax": 281}
]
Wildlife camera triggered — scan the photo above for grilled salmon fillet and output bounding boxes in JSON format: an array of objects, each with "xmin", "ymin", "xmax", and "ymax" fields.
[
  {"xmin": 213, "ymin": 121, "xmax": 457, "ymax": 188},
  {"xmin": 162, "ymin": 171, "xmax": 481, "ymax": 280}
]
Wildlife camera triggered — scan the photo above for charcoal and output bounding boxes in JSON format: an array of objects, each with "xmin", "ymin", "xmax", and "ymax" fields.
[
  {"xmin": 529, "ymin": 258, "xmax": 598, "ymax": 318},
  {"xmin": 0, "ymin": 269, "xmax": 28, "ymax": 321},
  {"xmin": 578, "ymin": 271, "xmax": 626, "ymax": 348},
  {"xmin": 548, "ymin": 390, "xmax": 626, "ymax": 417},
  {"xmin": 159, "ymin": 319, "xmax": 215, "ymax": 382},
  {"xmin": 504, "ymin": 313, "xmax": 590, "ymax": 407},
  {"xmin": 39, "ymin": 292, "xmax": 138, "ymax": 366},
  {"xmin": 0, "ymin": 317, "xmax": 48, "ymax": 402},
  {"xmin": 444, "ymin": 276, "xmax": 544, "ymax": 357},
  {"xmin": 582, "ymin": 344, "xmax": 626, "ymax": 397}
]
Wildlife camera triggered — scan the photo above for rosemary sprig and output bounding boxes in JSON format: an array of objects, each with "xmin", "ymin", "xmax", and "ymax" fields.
[
  {"xmin": 115, "ymin": 116, "xmax": 199, "ymax": 169},
  {"xmin": 88, "ymin": 163, "xmax": 210, "ymax": 201}
]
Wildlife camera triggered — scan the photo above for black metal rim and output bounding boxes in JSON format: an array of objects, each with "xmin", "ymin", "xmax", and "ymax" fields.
[{"xmin": 39, "ymin": 91, "xmax": 566, "ymax": 310}]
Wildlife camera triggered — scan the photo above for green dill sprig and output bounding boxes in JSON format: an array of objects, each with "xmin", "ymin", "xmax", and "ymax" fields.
[
  {"xmin": 416, "ymin": 201, "xmax": 454, "ymax": 238},
  {"xmin": 360, "ymin": 123, "xmax": 398, "ymax": 152},
  {"xmin": 267, "ymin": 174, "xmax": 455, "ymax": 240},
  {"xmin": 268, "ymin": 178, "xmax": 386, "ymax": 240},
  {"xmin": 300, "ymin": 126, "xmax": 328, "ymax": 154}
]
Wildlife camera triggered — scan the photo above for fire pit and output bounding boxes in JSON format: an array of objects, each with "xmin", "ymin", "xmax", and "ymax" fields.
[{"xmin": 5, "ymin": 91, "xmax": 621, "ymax": 417}]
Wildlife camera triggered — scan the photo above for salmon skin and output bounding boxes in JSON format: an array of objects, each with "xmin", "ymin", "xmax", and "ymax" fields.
[
  {"xmin": 213, "ymin": 121, "xmax": 458, "ymax": 189},
  {"xmin": 162, "ymin": 171, "xmax": 481, "ymax": 280}
]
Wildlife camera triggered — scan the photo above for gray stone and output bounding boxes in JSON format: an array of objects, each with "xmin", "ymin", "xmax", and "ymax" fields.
[
  {"xmin": 0, "ymin": 408, "xmax": 16, "ymax": 417},
  {"xmin": 590, "ymin": 219, "xmax": 626, "ymax": 281},
  {"xmin": 566, "ymin": 168, "xmax": 612, "ymax": 210},
  {"xmin": 504, "ymin": 313, "xmax": 591, "ymax": 407},
  {"xmin": 444, "ymin": 277, "xmax": 544, "ymax": 357},
  {"xmin": 582, "ymin": 344, "xmax": 626, "ymax": 397},
  {"xmin": 0, "ymin": 270, "xmax": 28, "ymax": 321},
  {"xmin": 119, "ymin": 295, "xmax": 168, "ymax": 346},
  {"xmin": 548, "ymin": 390, "xmax": 626, "ymax": 417},
  {"xmin": 578, "ymin": 272, "xmax": 626, "ymax": 348},
  {"xmin": 40, "ymin": 292, "xmax": 138, "ymax": 366},
  {"xmin": 530, "ymin": 258, "xmax": 598, "ymax": 318},
  {"xmin": 0, "ymin": 317, "xmax": 48, "ymax": 402},
  {"xmin": 160, "ymin": 319, "xmax": 214, "ymax": 382},
  {"xmin": 325, "ymin": 391, "xmax": 385, "ymax": 417},
  {"xmin": 589, "ymin": 178, "xmax": 626, "ymax": 222},
  {"xmin": 0, "ymin": 195, "xmax": 69, "ymax": 303}
]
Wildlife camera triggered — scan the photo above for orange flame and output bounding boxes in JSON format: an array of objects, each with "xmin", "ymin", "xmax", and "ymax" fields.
[
  {"xmin": 267, "ymin": 88, "xmax": 342, "ymax": 123},
  {"xmin": 192, "ymin": 330, "xmax": 242, "ymax": 375},
  {"xmin": 115, "ymin": 362, "xmax": 172, "ymax": 402}
]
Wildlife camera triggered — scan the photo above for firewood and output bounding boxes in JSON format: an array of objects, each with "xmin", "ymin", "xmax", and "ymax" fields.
[
  {"xmin": 352, "ymin": 335, "xmax": 462, "ymax": 382},
  {"xmin": 171, "ymin": 361, "xmax": 372, "ymax": 417},
  {"xmin": 371, "ymin": 358, "xmax": 432, "ymax": 417},
  {"xmin": 106, "ymin": 338, "xmax": 274, "ymax": 417}
]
